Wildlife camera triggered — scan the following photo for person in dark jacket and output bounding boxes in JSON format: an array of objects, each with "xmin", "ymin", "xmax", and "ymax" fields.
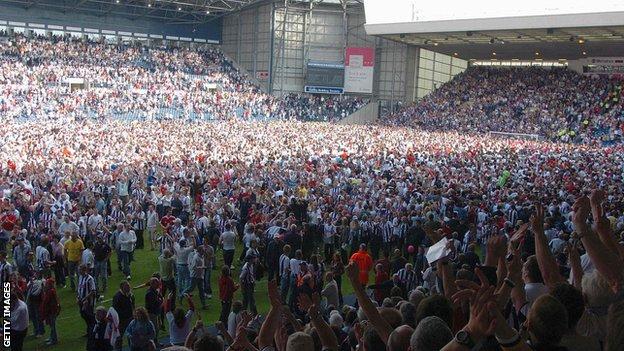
[
  {"xmin": 112, "ymin": 280, "xmax": 135, "ymax": 350},
  {"xmin": 265, "ymin": 236, "xmax": 284, "ymax": 281},
  {"xmin": 144, "ymin": 277, "xmax": 163, "ymax": 345}
]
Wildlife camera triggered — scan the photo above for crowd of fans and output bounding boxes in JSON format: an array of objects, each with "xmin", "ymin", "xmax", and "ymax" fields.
[
  {"xmin": 1, "ymin": 28, "xmax": 624, "ymax": 351},
  {"xmin": 0, "ymin": 118, "xmax": 623, "ymax": 351},
  {"xmin": 276, "ymin": 93, "xmax": 369, "ymax": 122},
  {"xmin": 384, "ymin": 67, "xmax": 624, "ymax": 145},
  {"xmin": 0, "ymin": 33, "xmax": 367, "ymax": 122}
]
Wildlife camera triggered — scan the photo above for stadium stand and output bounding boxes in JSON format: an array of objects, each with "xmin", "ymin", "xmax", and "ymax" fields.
[{"xmin": 383, "ymin": 67, "xmax": 624, "ymax": 145}]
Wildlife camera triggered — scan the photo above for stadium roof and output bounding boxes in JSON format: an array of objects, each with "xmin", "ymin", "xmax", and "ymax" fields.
[
  {"xmin": 363, "ymin": 2, "xmax": 624, "ymax": 60},
  {"xmin": 380, "ymin": 26, "xmax": 624, "ymax": 60},
  {"xmin": 1, "ymin": 0, "xmax": 262, "ymax": 24}
]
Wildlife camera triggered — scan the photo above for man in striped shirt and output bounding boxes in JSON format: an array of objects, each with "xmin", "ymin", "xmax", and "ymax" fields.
[
  {"xmin": 278, "ymin": 244, "xmax": 291, "ymax": 302},
  {"xmin": 131, "ymin": 208, "xmax": 146, "ymax": 249},
  {"xmin": 240, "ymin": 253, "xmax": 257, "ymax": 315},
  {"xmin": 396, "ymin": 263, "xmax": 421, "ymax": 295},
  {"xmin": 77, "ymin": 264, "xmax": 96, "ymax": 338},
  {"xmin": 380, "ymin": 218, "xmax": 394, "ymax": 249}
]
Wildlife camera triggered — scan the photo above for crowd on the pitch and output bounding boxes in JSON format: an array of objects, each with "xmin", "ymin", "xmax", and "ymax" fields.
[
  {"xmin": 0, "ymin": 33, "xmax": 367, "ymax": 122},
  {"xmin": 0, "ymin": 118, "xmax": 623, "ymax": 351},
  {"xmin": 2, "ymin": 28, "xmax": 624, "ymax": 351},
  {"xmin": 384, "ymin": 67, "xmax": 624, "ymax": 144}
]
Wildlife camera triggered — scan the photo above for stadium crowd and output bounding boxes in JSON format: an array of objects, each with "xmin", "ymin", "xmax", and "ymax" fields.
[
  {"xmin": 276, "ymin": 93, "xmax": 369, "ymax": 122},
  {"xmin": 1, "ymin": 32, "xmax": 624, "ymax": 351},
  {"xmin": 0, "ymin": 33, "xmax": 367, "ymax": 122},
  {"xmin": 0, "ymin": 119, "xmax": 623, "ymax": 351},
  {"xmin": 384, "ymin": 67, "xmax": 624, "ymax": 145}
]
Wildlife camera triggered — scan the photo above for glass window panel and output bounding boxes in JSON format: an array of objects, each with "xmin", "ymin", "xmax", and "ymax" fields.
[
  {"xmin": 418, "ymin": 78, "xmax": 433, "ymax": 90},
  {"xmin": 420, "ymin": 49, "xmax": 434, "ymax": 60},
  {"xmin": 420, "ymin": 58, "xmax": 434, "ymax": 70},
  {"xmin": 435, "ymin": 53, "xmax": 451, "ymax": 64},
  {"xmin": 433, "ymin": 71, "xmax": 449, "ymax": 82},
  {"xmin": 418, "ymin": 67, "xmax": 434, "ymax": 80},
  {"xmin": 452, "ymin": 58, "xmax": 468, "ymax": 68},
  {"xmin": 434, "ymin": 61, "xmax": 450, "ymax": 73}
]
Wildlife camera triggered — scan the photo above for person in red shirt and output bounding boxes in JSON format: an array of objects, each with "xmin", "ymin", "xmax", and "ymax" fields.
[
  {"xmin": 218, "ymin": 265, "xmax": 238, "ymax": 324},
  {"xmin": 349, "ymin": 243, "xmax": 373, "ymax": 286},
  {"xmin": 373, "ymin": 263, "xmax": 389, "ymax": 305},
  {"xmin": 0, "ymin": 206, "xmax": 17, "ymax": 251},
  {"xmin": 160, "ymin": 208, "xmax": 176, "ymax": 233},
  {"xmin": 40, "ymin": 277, "xmax": 61, "ymax": 345}
]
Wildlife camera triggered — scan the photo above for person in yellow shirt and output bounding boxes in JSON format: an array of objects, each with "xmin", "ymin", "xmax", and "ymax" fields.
[{"xmin": 64, "ymin": 232, "xmax": 84, "ymax": 290}]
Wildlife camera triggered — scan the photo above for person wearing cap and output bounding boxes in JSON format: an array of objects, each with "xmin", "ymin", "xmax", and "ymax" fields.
[{"xmin": 240, "ymin": 253, "xmax": 257, "ymax": 314}]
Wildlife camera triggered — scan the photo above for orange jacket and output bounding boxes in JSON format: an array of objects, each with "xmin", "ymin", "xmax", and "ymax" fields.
[{"xmin": 350, "ymin": 250, "xmax": 373, "ymax": 285}]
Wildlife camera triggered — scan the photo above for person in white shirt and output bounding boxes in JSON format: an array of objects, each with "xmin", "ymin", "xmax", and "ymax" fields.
[
  {"xmin": 146, "ymin": 204, "xmax": 159, "ymax": 251},
  {"xmin": 58, "ymin": 215, "xmax": 80, "ymax": 236},
  {"xmin": 549, "ymin": 232, "xmax": 567, "ymax": 255},
  {"xmin": 184, "ymin": 246, "xmax": 207, "ymax": 309},
  {"xmin": 523, "ymin": 255, "xmax": 549, "ymax": 309},
  {"xmin": 117, "ymin": 223, "xmax": 136, "ymax": 280},
  {"xmin": 227, "ymin": 301, "xmax": 243, "ymax": 340},
  {"xmin": 87, "ymin": 209, "xmax": 103, "ymax": 237},
  {"xmin": 219, "ymin": 223, "xmax": 237, "ymax": 269},
  {"xmin": 81, "ymin": 242, "xmax": 95, "ymax": 270},
  {"xmin": 174, "ymin": 238, "xmax": 194, "ymax": 296},
  {"xmin": 10, "ymin": 293, "xmax": 29, "ymax": 351}
]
